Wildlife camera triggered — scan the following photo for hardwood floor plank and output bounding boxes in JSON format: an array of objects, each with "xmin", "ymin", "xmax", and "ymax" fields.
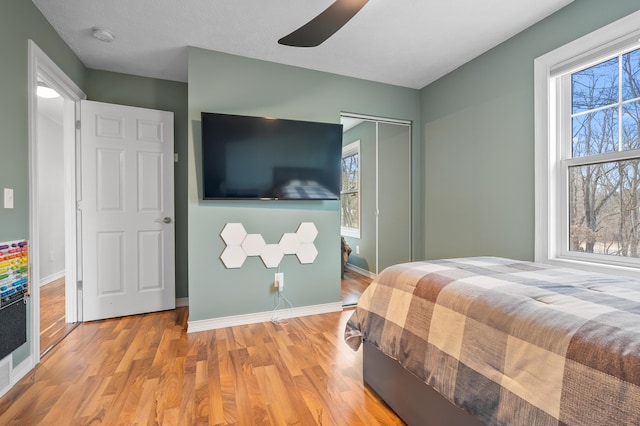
[
  {"xmin": 294, "ymin": 372, "xmax": 340, "ymax": 426},
  {"xmin": 192, "ymin": 359, "xmax": 210, "ymax": 421},
  {"xmin": 76, "ymin": 376, "xmax": 112, "ymax": 421},
  {"xmin": 39, "ymin": 382, "xmax": 89, "ymax": 425},
  {"xmin": 40, "ymin": 277, "xmax": 79, "ymax": 355},
  {"xmin": 0, "ymin": 381, "xmax": 51, "ymax": 423},
  {"xmin": 229, "ymin": 348, "xmax": 259, "ymax": 425},
  {"xmin": 0, "ymin": 307, "xmax": 404, "ymax": 425},
  {"xmin": 100, "ymin": 362, "xmax": 143, "ymax": 424},
  {"xmin": 341, "ymin": 269, "xmax": 372, "ymax": 306},
  {"xmin": 205, "ymin": 332, "xmax": 226, "ymax": 425},
  {"xmin": 177, "ymin": 364, "xmax": 196, "ymax": 425},
  {"xmin": 208, "ymin": 368, "xmax": 226, "ymax": 425},
  {"xmin": 132, "ymin": 377, "xmax": 160, "ymax": 425},
  {"xmin": 218, "ymin": 341, "xmax": 240, "ymax": 424}
]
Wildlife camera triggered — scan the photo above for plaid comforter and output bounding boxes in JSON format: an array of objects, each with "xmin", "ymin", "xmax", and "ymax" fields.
[{"xmin": 344, "ymin": 257, "xmax": 640, "ymax": 425}]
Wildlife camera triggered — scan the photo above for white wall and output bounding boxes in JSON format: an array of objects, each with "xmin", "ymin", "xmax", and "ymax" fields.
[{"xmin": 37, "ymin": 96, "xmax": 65, "ymax": 284}]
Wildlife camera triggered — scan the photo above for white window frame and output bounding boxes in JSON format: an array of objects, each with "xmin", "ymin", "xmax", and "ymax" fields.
[
  {"xmin": 534, "ymin": 10, "xmax": 640, "ymax": 277},
  {"xmin": 341, "ymin": 140, "xmax": 361, "ymax": 238}
]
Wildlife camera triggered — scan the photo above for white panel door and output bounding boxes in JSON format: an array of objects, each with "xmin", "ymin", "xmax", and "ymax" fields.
[{"xmin": 81, "ymin": 100, "xmax": 175, "ymax": 321}]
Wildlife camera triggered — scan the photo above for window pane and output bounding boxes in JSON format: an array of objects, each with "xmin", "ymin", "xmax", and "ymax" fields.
[
  {"xmin": 572, "ymin": 107, "xmax": 618, "ymax": 157},
  {"xmin": 341, "ymin": 153, "xmax": 359, "ymax": 191},
  {"xmin": 341, "ymin": 192, "xmax": 359, "ymax": 229},
  {"xmin": 569, "ymin": 159, "xmax": 640, "ymax": 258},
  {"xmin": 622, "ymin": 101, "xmax": 640, "ymax": 151},
  {"xmin": 572, "ymin": 57, "xmax": 618, "ymax": 114},
  {"xmin": 622, "ymin": 48, "xmax": 640, "ymax": 101}
]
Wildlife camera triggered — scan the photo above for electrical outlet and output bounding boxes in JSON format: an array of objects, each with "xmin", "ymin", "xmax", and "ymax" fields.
[
  {"xmin": 356, "ymin": 245, "xmax": 360, "ymax": 255},
  {"xmin": 275, "ymin": 272, "xmax": 284, "ymax": 291},
  {"xmin": 4, "ymin": 188, "xmax": 13, "ymax": 209}
]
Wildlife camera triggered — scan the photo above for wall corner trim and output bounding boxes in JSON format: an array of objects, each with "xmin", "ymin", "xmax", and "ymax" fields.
[{"xmin": 186, "ymin": 302, "xmax": 343, "ymax": 333}]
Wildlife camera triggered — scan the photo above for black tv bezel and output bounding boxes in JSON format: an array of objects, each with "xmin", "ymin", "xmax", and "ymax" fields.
[{"xmin": 200, "ymin": 112, "xmax": 343, "ymax": 201}]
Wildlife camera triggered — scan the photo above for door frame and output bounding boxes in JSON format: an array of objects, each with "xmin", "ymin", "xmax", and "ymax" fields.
[{"xmin": 27, "ymin": 40, "xmax": 85, "ymax": 365}]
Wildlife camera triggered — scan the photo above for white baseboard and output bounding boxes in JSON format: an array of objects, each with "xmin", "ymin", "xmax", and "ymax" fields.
[
  {"xmin": 346, "ymin": 263, "xmax": 377, "ymax": 279},
  {"xmin": 11, "ymin": 356, "xmax": 33, "ymax": 387},
  {"xmin": 40, "ymin": 270, "xmax": 65, "ymax": 287},
  {"xmin": 175, "ymin": 297, "xmax": 189, "ymax": 307},
  {"xmin": 0, "ymin": 357, "xmax": 9, "ymax": 397},
  {"xmin": 187, "ymin": 301, "xmax": 343, "ymax": 333},
  {"xmin": 0, "ymin": 355, "xmax": 34, "ymax": 399}
]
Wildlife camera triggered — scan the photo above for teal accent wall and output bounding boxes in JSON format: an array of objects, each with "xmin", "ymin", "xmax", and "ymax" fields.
[
  {"xmin": 342, "ymin": 121, "xmax": 376, "ymax": 273},
  {"xmin": 85, "ymin": 70, "xmax": 189, "ymax": 298},
  {"xmin": 187, "ymin": 48, "xmax": 421, "ymax": 321},
  {"xmin": 420, "ymin": 0, "xmax": 640, "ymax": 261},
  {"xmin": 0, "ymin": 0, "xmax": 86, "ymax": 366}
]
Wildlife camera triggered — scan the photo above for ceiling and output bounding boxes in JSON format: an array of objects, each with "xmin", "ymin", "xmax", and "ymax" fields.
[{"xmin": 32, "ymin": 0, "xmax": 573, "ymax": 90}]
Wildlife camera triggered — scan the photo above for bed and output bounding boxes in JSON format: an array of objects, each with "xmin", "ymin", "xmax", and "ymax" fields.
[{"xmin": 344, "ymin": 257, "xmax": 640, "ymax": 425}]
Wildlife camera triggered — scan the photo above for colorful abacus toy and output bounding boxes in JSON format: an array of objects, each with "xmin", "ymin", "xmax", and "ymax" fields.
[{"xmin": 0, "ymin": 240, "xmax": 29, "ymax": 310}]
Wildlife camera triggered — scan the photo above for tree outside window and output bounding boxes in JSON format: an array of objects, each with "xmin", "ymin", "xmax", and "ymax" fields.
[
  {"xmin": 341, "ymin": 141, "xmax": 360, "ymax": 238},
  {"xmin": 566, "ymin": 47, "xmax": 640, "ymax": 259}
]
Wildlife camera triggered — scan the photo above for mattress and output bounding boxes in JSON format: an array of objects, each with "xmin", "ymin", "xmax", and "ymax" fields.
[{"xmin": 344, "ymin": 257, "xmax": 640, "ymax": 425}]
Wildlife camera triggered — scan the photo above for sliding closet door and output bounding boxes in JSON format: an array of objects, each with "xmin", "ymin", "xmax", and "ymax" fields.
[{"xmin": 377, "ymin": 122, "xmax": 411, "ymax": 272}]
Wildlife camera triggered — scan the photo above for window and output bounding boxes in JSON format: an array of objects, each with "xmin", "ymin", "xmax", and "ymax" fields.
[
  {"xmin": 341, "ymin": 140, "xmax": 360, "ymax": 238},
  {"xmin": 565, "ymin": 51, "xmax": 640, "ymax": 262},
  {"xmin": 535, "ymin": 11, "xmax": 640, "ymax": 275}
]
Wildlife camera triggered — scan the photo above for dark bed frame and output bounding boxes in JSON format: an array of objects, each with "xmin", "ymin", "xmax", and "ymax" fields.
[{"xmin": 363, "ymin": 341, "xmax": 484, "ymax": 426}]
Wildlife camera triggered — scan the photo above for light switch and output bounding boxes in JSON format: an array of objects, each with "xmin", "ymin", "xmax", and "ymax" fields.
[{"xmin": 4, "ymin": 188, "xmax": 13, "ymax": 209}]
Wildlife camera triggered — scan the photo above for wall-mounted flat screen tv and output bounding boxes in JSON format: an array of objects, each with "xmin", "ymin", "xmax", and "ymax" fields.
[{"xmin": 201, "ymin": 112, "xmax": 343, "ymax": 200}]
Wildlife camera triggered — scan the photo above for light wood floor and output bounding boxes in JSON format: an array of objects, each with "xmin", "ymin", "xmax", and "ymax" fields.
[
  {"xmin": 0, "ymin": 307, "xmax": 403, "ymax": 425},
  {"xmin": 39, "ymin": 277, "xmax": 78, "ymax": 355},
  {"xmin": 341, "ymin": 269, "xmax": 372, "ymax": 307}
]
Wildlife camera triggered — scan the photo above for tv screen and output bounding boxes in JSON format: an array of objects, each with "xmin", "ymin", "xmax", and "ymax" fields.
[{"xmin": 201, "ymin": 112, "xmax": 343, "ymax": 200}]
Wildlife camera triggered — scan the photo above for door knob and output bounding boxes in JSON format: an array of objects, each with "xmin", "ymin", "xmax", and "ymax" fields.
[{"xmin": 155, "ymin": 217, "xmax": 172, "ymax": 224}]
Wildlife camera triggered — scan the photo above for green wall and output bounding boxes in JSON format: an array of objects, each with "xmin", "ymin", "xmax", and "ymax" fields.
[
  {"xmin": 0, "ymin": 1, "xmax": 85, "ymax": 241},
  {"xmin": 85, "ymin": 70, "xmax": 189, "ymax": 298},
  {"xmin": 187, "ymin": 48, "xmax": 421, "ymax": 321},
  {"xmin": 420, "ymin": 0, "xmax": 640, "ymax": 261},
  {"xmin": 0, "ymin": 0, "xmax": 86, "ymax": 366}
]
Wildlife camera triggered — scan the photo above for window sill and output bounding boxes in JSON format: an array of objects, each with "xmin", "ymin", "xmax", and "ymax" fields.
[
  {"xmin": 538, "ymin": 255, "xmax": 640, "ymax": 280},
  {"xmin": 341, "ymin": 228, "xmax": 360, "ymax": 239}
]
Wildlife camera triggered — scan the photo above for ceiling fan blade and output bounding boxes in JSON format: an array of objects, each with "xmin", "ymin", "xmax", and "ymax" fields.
[{"xmin": 278, "ymin": 0, "xmax": 369, "ymax": 47}]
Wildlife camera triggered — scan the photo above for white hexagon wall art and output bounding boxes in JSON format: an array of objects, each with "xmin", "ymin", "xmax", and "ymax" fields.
[
  {"xmin": 242, "ymin": 234, "xmax": 266, "ymax": 256},
  {"xmin": 219, "ymin": 222, "xmax": 318, "ymax": 269},
  {"xmin": 279, "ymin": 233, "xmax": 300, "ymax": 255},
  {"xmin": 260, "ymin": 244, "xmax": 284, "ymax": 269},
  {"xmin": 220, "ymin": 245, "xmax": 247, "ymax": 269},
  {"xmin": 296, "ymin": 243, "xmax": 318, "ymax": 264},
  {"xmin": 220, "ymin": 223, "xmax": 247, "ymax": 245},
  {"xmin": 296, "ymin": 222, "xmax": 318, "ymax": 243},
  {"xmin": 220, "ymin": 223, "xmax": 248, "ymax": 268}
]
